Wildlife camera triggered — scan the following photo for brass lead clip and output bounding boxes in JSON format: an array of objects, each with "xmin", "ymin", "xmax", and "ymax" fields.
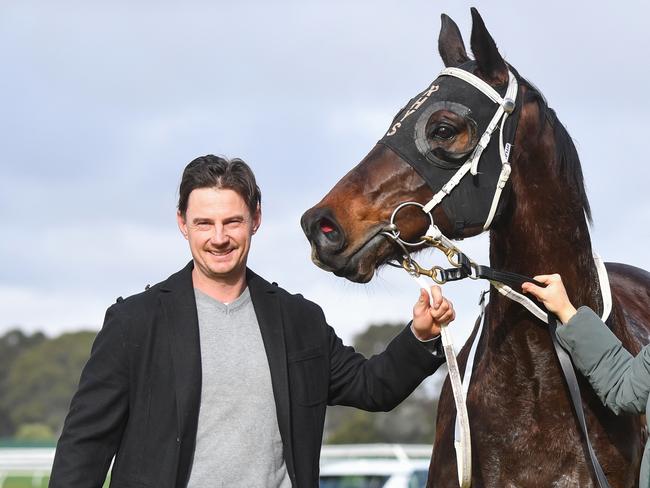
[
  {"xmin": 420, "ymin": 235, "xmax": 462, "ymax": 268},
  {"xmin": 401, "ymin": 258, "xmax": 447, "ymax": 284}
]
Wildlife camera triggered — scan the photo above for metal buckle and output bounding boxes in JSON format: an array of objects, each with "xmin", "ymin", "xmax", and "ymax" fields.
[{"xmin": 386, "ymin": 202, "xmax": 434, "ymax": 247}]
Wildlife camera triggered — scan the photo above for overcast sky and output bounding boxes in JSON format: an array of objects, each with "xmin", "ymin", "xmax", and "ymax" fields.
[{"xmin": 2, "ymin": 0, "xmax": 649, "ymax": 349}]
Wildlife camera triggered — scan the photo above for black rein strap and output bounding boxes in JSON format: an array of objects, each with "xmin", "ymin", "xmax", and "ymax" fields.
[
  {"xmin": 437, "ymin": 257, "xmax": 612, "ymax": 487},
  {"xmin": 548, "ymin": 315, "xmax": 612, "ymax": 488}
]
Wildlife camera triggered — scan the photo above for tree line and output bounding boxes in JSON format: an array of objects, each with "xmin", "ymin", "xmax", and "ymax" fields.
[
  {"xmin": 0, "ymin": 323, "xmax": 438, "ymax": 445},
  {"xmin": 0, "ymin": 329, "xmax": 96, "ymax": 442}
]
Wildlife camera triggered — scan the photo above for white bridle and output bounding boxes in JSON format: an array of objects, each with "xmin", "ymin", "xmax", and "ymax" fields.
[{"xmin": 422, "ymin": 67, "xmax": 519, "ymax": 231}]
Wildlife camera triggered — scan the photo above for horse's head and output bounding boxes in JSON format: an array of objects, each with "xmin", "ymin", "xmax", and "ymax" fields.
[{"xmin": 301, "ymin": 8, "xmax": 583, "ymax": 283}]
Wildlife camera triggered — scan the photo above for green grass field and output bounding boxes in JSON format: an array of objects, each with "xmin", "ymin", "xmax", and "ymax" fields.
[
  {"xmin": 0, "ymin": 476, "xmax": 110, "ymax": 488},
  {"xmin": 1, "ymin": 478, "xmax": 49, "ymax": 488}
]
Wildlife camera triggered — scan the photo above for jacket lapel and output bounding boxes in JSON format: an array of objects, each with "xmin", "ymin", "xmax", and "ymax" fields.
[
  {"xmin": 159, "ymin": 261, "xmax": 202, "ymax": 486},
  {"xmin": 247, "ymin": 269, "xmax": 295, "ymax": 479},
  {"xmin": 158, "ymin": 264, "xmax": 294, "ymax": 483}
]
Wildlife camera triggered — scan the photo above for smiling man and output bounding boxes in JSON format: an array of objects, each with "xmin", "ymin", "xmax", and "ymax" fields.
[{"xmin": 49, "ymin": 155, "xmax": 454, "ymax": 488}]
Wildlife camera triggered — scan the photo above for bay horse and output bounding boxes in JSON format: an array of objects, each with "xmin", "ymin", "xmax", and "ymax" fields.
[{"xmin": 301, "ymin": 8, "xmax": 650, "ymax": 488}]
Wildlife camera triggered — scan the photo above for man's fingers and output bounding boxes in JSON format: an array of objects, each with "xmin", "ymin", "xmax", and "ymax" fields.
[
  {"xmin": 430, "ymin": 285, "xmax": 443, "ymax": 309},
  {"xmin": 414, "ymin": 285, "xmax": 456, "ymax": 329},
  {"xmin": 419, "ymin": 288, "xmax": 428, "ymax": 303},
  {"xmin": 434, "ymin": 302, "xmax": 455, "ymax": 325},
  {"xmin": 439, "ymin": 308, "xmax": 455, "ymax": 325},
  {"xmin": 430, "ymin": 298, "xmax": 451, "ymax": 320},
  {"xmin": 413, "ymin": 289, "xmax": 429, "ymax": 315}
]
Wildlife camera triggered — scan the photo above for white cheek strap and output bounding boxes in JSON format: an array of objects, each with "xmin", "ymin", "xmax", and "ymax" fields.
[{"xmin": 422, "ymin": 68, "xmax": 518, "ymax": 232}]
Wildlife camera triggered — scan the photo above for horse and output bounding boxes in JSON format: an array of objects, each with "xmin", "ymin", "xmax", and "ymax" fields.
[{"xmin": 301, "ymin": 8, "xmax": 650, "ymax": 487}]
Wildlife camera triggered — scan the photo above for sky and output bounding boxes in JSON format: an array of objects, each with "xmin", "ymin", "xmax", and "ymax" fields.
[{"xmin": 2, "ymin": 0, "xmax": 650, "ymax": 351}]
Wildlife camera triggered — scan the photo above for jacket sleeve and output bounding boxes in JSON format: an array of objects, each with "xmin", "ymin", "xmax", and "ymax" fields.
[
  {"xmin": 49, "ymin": 304, "xmax": 130, "ymax": 488},
  {"xmin": 326, "ymin": 319, "xmax": 445, "ymax": 412},
  {"xmin": 555, "ymin": 306, "xmax": 650, "ymax": 415}
]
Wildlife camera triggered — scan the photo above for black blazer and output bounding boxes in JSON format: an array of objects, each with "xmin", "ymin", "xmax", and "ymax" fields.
[{"xmin": 50, "ymin": 262, "xmax": 443, "ymax": 488}]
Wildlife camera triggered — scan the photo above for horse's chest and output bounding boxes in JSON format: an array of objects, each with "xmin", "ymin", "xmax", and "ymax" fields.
[
  {"xmin": 429, "ymin": 351, "xmax": 596, "ymax": 487},
  {"xmin": 468, "ymin": 362, "xmax": 573, "ymax": 439},
  {"xmin": 468, "ymin": 376, "xmax": 591, "ymax": 484},
  {"xmin": 429, "ymin": 344, "xmax": 638, "ymax": 487}
]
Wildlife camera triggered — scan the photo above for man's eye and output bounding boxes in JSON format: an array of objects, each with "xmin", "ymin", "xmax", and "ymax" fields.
[
  {"xmin": 196, "ymin": 222, "xmax": 211, "ymax": 230},
  {"xmin": 225, "ymin": 220, "xmax": 243, "ymax": 228},
  {"xmin": 430, "ymin": 124, "xmax": 457, "ymax": 140}
]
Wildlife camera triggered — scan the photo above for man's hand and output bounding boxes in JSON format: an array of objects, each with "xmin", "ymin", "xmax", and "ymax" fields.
[
  {"xmin": 411, "ymin": 285, "xmax": 455, "ymax": 341},
  {"xmin": 521, "ymin": 274, "xmax": 577, "ymax": 324}
]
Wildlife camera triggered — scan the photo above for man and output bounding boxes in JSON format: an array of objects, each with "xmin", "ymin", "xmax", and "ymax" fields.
[{"xmin": 50, "ymin": 155, "xmax": 454, "ymax": 488}]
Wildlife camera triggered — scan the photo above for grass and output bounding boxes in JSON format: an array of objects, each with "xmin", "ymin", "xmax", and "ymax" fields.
[
  {"xmin": 0, "ymin": 476, "xmax": 110, "ymax": 488},
  {"xmin": 2, "ymin": 478, "xmax": 49, "ymax": 488}
]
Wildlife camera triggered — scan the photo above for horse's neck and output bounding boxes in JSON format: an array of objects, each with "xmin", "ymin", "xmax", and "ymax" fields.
[
  {"xmin": 488, "ymin": 219, "xmax": 601, "ymax": 310},
  {"xmin": 486, "ymin": 155, "xmax": 603, "ymax": 326}
]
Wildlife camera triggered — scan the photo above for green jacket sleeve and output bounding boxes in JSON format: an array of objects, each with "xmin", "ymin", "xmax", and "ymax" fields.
[{"xmin": 555, "ymin": 306, "xmax": 650, "ymax": 415}]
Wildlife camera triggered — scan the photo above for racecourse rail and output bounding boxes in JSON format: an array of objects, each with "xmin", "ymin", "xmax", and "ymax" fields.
[
  {"xmin": 0, "ymin": 448, "xmax": 53, "ymax": 486},
  {"xmin": 0, "ymin": 444, "xmax": 432, "ymax": 485}
]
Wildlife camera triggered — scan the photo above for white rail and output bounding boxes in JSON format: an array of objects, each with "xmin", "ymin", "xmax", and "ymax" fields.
[
  {"xmin": 0, "ymin": 444, "xmax": 433, "ymax": 483},
  {"xmin": 0, "ymin": 448, "xmax": 54, "ymax": 487},
  {"xmin": 320, "ymin": 444, "xmax": 432, "ymax": 463}
]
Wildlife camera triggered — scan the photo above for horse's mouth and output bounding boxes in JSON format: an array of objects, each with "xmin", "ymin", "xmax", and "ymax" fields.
[{"xmin": 311, "ymin": 227, "xmax": 398, "ymax": 283}]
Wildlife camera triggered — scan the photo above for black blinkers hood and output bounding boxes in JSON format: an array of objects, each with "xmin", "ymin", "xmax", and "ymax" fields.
[{"xmin": 377, "ymin": 62, "xmax": 521, "ymax": 236}]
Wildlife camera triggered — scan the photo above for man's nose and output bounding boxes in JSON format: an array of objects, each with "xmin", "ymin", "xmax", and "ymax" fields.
[{"xmin": 209, "ymin": 226, "xmax": 230, "ymax": 245}]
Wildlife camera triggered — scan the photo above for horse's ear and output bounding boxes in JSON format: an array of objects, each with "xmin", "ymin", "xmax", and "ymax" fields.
[
  {"xmin": 469, "ymin": 8, "xmax": 508, "ymax": 84},
  {"xmin": 438, "ymin": 14, "xmax": 469, "ymax": 67}
]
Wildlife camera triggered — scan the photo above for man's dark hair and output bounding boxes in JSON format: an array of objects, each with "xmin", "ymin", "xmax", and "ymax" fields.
[{"xmin": 178, "ymin": 155, "xmax": 261, "ymax": 217}]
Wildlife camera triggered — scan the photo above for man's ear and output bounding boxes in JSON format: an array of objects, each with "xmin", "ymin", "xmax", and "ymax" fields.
[
  {"xmin": 252, "ymin": 205, "xmax": 262, "ymax": 234},
  {"xmin": 177, "ymin": 211, "xmax": 188, "ymax": 239}
]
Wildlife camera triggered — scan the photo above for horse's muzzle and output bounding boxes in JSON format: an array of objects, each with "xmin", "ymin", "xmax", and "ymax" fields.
[{"xmin": 301, "ymin": 206, "xmax": 348, "ymax": 257}]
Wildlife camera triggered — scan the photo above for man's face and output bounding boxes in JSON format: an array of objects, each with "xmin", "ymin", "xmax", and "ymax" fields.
[{"xmin": 177, "ymin": 187, "xmax": 261, "ymax": 285}]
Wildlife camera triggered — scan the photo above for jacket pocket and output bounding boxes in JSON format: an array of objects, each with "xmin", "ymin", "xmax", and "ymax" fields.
[{"xmin": 288, "ymin": 346, "xmax": 328, "ymax": 406}]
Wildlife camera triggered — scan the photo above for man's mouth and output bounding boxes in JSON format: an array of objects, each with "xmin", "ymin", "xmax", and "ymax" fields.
[{"xmin": 207, "ymin": 248, "xmax": 236, "ymax": 258}]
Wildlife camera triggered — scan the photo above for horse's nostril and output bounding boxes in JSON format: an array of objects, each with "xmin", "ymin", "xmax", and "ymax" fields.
[
  {"xmin": 319, "ymin": 218, "xmax": 336, "ymax": 235},
  {"xmin": 302, "ymin": 207, "xmax": 346, "ymax": 252},
  {"xmin": 318, "ymin": 217, "xmax": 342, "ymax": 244}
]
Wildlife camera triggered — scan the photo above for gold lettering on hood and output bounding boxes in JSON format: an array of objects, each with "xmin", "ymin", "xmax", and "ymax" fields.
[{"xmin": 385, "ymin": 83, "xmax": 439, "ymax": 136}]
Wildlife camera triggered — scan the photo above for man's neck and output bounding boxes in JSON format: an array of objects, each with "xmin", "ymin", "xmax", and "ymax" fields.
[{"xmin": 191, "ymin": 267, "xmax": 247, "ymax": 304}]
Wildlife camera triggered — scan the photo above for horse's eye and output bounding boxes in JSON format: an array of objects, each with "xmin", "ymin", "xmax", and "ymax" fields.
[{"xmin": 430, "ymin": 124, "xmax": 456, "ymax": 140}]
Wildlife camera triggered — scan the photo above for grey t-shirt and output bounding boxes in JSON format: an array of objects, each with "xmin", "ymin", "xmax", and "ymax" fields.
[{"xmin": 187, "ymin": 287, "xmax": 292, "ymax": 488}]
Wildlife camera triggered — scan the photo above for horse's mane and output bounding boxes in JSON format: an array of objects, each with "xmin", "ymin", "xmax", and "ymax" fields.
[{"xmin": 514, "ymin": 71, "xmax": 593, "ymax": 223}]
